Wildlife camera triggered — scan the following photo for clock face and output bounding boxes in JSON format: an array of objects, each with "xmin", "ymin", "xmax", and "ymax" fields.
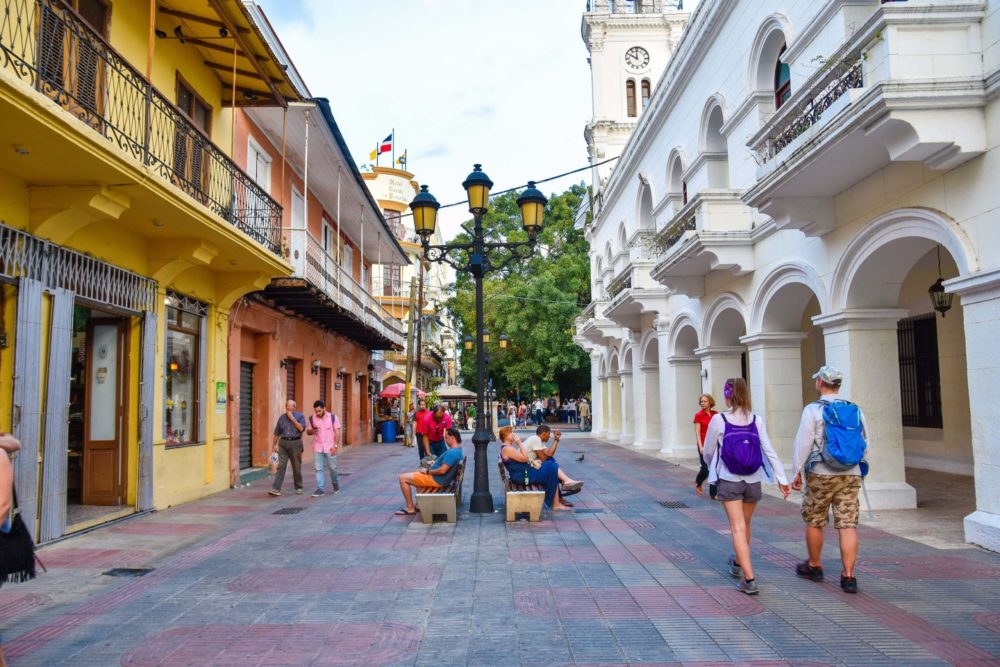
[{"xmin": 625, "ymin": 46, "xmax": 650, "ymax": 71}]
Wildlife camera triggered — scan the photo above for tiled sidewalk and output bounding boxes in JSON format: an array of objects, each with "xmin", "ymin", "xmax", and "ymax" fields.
[{"xmin": 2, "ymin": 436, "xmax": 999, "ymax": 666}]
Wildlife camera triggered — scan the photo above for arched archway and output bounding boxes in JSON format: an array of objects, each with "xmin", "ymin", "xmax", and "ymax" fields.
[
  {"xmin": 666, "ymin": 148, "xmax": 687, "ymax": 214},
  {"xmin": 659, "ymin": 315, "xmax": 702, "ymax": 457},
  {"xmin": 701, "ymin": 294, "xmax": 749, "ymax": 403},
  {"xmin": 637, "ymin": 182, "xmax": 654, "ymax": 231},
  {"xmin": 820, "ymin": 208, "xmax": 973, "ymax": 511},
  {"xmin": 607, "ymin": 351, "xmax": 623, "ymax": 440},
  {"xmin": 700, "ymin": 97, "xmax": 729, "ymax": 188},
  {"xmin": 748, "ymin": 15, "xmax": 792, "ymax": 105},
  {"xmin": 639, "ymin": 333, "xmax": 661, "ymax": 448}
]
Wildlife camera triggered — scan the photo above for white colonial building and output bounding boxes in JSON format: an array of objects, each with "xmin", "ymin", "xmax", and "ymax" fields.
[{"xmin": 575, "ymin": 0, "xmax": 1000, "ymax": 551}]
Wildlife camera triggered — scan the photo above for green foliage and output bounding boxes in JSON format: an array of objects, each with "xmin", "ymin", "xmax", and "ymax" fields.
[{"xmin": 447, "ymin": 183, "xmax": 591, "ymax": 400}]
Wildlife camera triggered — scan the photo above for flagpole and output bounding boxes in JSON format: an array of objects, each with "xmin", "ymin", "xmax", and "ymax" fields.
[{"xmin": 392, "ymin": 127, "xmax": 395, "ymax": 166}]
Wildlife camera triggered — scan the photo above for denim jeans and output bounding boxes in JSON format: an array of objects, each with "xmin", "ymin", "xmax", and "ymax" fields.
[{"xmin": 314, "ymin": 451, "xmax": 339, "ymax": 491}]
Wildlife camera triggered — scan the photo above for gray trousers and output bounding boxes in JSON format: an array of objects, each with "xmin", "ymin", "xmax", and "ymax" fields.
[{"xmin": 272, "ymin": 438, "xmax": 303, "ymax": 490}]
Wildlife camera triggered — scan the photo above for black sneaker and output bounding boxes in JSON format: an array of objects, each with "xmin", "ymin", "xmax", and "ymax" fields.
[
  {"xmin": 795, "ymin": 561, "xmax": 824, "ymax": 582},
  {"xmin": 311, "ymin": 488, "xmax": 325, "ymax": 498},
  {"xmin": 840, "ymin": 575, "xmax": 858, "ymax": 594}
]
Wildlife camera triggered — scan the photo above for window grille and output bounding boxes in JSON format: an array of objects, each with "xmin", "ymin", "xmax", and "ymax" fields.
[{"xmin": 897, "ymin": 314, "xmax": 942, "ymax": 428}]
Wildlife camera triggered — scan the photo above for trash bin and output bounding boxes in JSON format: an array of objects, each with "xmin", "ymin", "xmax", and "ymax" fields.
[{"xmin": 380, "ymin": 420, "xmax": 397, "ymax": 443}]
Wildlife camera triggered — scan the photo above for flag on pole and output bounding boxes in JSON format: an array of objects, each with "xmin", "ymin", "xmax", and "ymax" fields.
[
  {"xmin": 369, "ymin": 133, "xmax": 392, "ymax": 162},
  {"xmin": 396, "ymin": 149, "xmax": 407, "ymax": 168}
]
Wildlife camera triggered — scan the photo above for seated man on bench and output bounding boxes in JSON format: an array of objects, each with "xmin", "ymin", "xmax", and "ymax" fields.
[
  {"xmin": 523, "ymin": 425, "xmax": 584, "ymax": 503},
  {"xmin": 395, "ymin": 427, "xmax": 463, "ymax": 516}
]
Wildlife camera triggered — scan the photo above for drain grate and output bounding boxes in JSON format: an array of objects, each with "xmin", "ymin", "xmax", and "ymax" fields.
[
  {"xmin": 571, "ymin": 508, "xmax": 605, "ymax": 514},
  {"xmin": 103, "ymin": 567, "xmax": 154, "ymax": 577},
  {"xmin": 338, "ymin": 472, "xmax": 352, "ymax": 476},
  {"xmin": 272, "ymin": 507, "xmax": 306, "ymax": 515},
  {"xmin": 658, "ymin": 500, "xmax": 690, "ymax": 509}
]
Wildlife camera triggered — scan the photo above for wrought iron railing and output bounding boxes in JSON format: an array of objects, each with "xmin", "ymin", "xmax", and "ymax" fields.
[
  {"xmin": 0, "ymin": 0, "xmax": 282, "ymax": 254},
  {"xmin": 607, "ymin": 273, "xmax": 632, "ymax": 302},
  {"xmin": 587, "ymin": 0, "xmax": 663, "ymax": 13},
  {"xmin": 657, "ymin": 209, "xmax": 697, "ymax": 251},
  {"xmin": 304, "ymin": 235, "xmax": 404, "ymax": 346},
  {"xmin": 754, "ymin": 58, "xmax": 864, "ymax": 164}
]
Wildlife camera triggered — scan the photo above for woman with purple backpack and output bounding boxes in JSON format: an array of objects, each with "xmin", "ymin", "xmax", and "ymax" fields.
[{"xmin": 702, "ymin": 377, "xmax": 790, "ymax": 595}]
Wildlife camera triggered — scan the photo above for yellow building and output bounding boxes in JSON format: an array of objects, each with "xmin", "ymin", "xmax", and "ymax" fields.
[{"xmin": 0, "ymin": 0, "xmax": 299, "ymax": 541}]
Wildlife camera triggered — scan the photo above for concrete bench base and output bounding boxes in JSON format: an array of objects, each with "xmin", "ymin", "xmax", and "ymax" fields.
[
  {"xmin": 505, "ymin": 490, "xmax": 546, "ymax": 521},
  {"xmin": 414, "ymin": 491, "xmax": 457, "ymax": 523}
]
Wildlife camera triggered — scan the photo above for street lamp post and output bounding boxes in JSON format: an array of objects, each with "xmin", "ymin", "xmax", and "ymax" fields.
[{"xmin": 410, "ymin": 164, "xmax": 547, "ymax": 513}]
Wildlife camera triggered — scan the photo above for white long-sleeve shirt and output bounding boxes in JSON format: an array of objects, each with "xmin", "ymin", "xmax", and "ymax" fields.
[
  {"xmin": 791, "ymin": 394, "xmax": 866, "ymax": 477},
  {"xmin": 702, "ymin": 409, "xmax": 788, "ymax": 485}
]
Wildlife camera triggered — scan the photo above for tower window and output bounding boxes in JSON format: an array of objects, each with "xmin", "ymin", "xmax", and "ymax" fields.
[
  {"xmin": 626, "ymin": 79, "xmax": 637, "ymax": 117},
  {"xmin": 774, "ymin": 46, "xmax": 791, "ymax": 108},
  {"xmin": 641, "ymin": 79, "xmax": 651, "ymax": 111}
]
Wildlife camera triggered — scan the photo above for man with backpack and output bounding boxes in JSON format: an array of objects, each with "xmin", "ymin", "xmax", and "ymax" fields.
[
  {"xmin": 305, "ymin": 400, "xmax": 340, "ymax": 497},
  {"xmin": 790, "ymin": 365, "xmax": 868, "ymax": 594}
]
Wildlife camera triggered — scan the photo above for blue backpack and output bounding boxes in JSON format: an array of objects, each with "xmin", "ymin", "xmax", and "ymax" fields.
[
  {"xmin": 718, "ymin": 414, "xmax": 764, "ymax": 476},
  {"xmin": 810, "ymin": 400, "xmax": 868, "ymax": 476}
]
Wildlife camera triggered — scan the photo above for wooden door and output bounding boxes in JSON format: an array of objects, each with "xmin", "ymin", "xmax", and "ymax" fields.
[
  {"xmin": 239, "ymin": 362, "xmax": 254, "ymax": 469},
  {"xmin": 341, "ymin": 378, "xmax": 351, "ymax": 445},
  {"xmin": 82, "ymin": 318, "xmax": 127, "ymax": 505}
]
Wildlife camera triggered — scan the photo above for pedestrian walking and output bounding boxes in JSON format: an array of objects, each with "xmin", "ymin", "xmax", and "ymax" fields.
[
  {"xmin": 702, "ymin": 378, "xmax": 790, "ymax": 595},
  {"xmin": 567, "ymin": 398, "xmax": 577, "ymax": 424},
  {"xmin": 693, "ymin": 393, "xmax": 718, "ymax": 497},
  {"xmin": 306, "ymin": 400, "xmax": 340, "ymax": 497},
  {"xmin": 790, "ymin": 365, "xmax": 869, "ymax": 594},
  {"xmin": 1, "ymin": 432, "xmax": 35, "ymax": 667},
  {"xmin": 269, "ymin": 399, "xmax": 306, "ymax": 496},
  {"xmin": 414, "ymin": 399, "xmax": 429, "ymax": 460},
  {"xmin": 533, "ymin": 398, "xmax": 544, "ymax": 426},
  {"xmin": 578, "ymin": 398, "xmax": 591, "ymax": 430}
]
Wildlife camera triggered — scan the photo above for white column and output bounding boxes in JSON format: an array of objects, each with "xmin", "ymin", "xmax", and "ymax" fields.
[
  {"xmin": 631, "ymin": 349, "xmax": 647, "ymax": 448},
  {"xmin": 640, "ymin": 363, "xmax": 661, "ymax": 449},
  {"xmin": 813, "ymin": 309, "xmax": 916, "ymax": 510},
  {"xmin": 656, "ymin": 327, "xmax": 673, "ymax": 455},
  {"xmin": 590, "ymin": 350, "xmax": 603, "ymax": 436},
  {"xmin": 947, "ymin": 270, "xmax": 1000, "ymax": 550},
  {"xmin": 695, "ymin": 346, "xmax": 744, "ymax": 400},
  {"xmin": 742, "ymin": 332, "xmax": 808, "ymax": 469},
  {"xmin": 619, "ymin": 368, "xmax": 634, "ymax": 445},
  {"xmin": 608, "ymin": 372, "xmax": 623, "ymax": 441},
  {"xmin": 597, "ymin": 375, "xmax": 610, "ymax": 438},
  {"xmin": 661, "ymin": 355, "xmax": 701, "ymax": 459}
]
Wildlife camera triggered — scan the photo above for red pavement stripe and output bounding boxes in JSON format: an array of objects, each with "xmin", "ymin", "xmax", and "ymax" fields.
[
  {"xmin": 35, "ymin": 548, "xmax": 154, "ymax": 568},
  {"xmin": 0, "ymin": 593, "xmax": 50, "ymax": 622},
  {"xmin": 108, "ymin": 521, "xmax": 216, "ymax": 536},
  {"xmin": 5, "ymin": 520, "xmax": 275, "ymax": 660},
  {"xmin": 843, "ymin": 591, "xmax": 1000, "ymax": 666}
]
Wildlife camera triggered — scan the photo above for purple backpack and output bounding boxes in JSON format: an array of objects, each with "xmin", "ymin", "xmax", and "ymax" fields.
[{"xmin": 718, "ymin": 414, "xmax": 763, "ymax": 476}]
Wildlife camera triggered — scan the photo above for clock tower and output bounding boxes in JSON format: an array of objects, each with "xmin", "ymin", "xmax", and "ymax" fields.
[{"xmin": 582, "ymin": 0, "xmax": 690, "ymax": 194}]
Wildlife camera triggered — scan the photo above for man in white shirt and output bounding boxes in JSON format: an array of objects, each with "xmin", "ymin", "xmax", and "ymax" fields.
[
  {"xmin": 790, "ymin": 365, "xmax": 866, "ymax": 594},
  {"xmin": 522, "ymin": 425, "xmax": 583, "ymax": 502}
]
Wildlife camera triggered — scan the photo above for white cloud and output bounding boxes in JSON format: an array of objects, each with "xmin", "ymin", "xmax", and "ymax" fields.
[{"xmin": 255, "ymin": 0, "xmax": 593, "ymax": 239}]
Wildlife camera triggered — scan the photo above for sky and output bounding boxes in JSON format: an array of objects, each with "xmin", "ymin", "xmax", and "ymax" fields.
[{"xmin": 254, "ymin": 0, "xmax": 594, "ymax": 240}]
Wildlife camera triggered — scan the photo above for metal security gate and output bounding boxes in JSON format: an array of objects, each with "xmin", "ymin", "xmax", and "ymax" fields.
[
  {"xmin": 285, "ymin": 359, "xmax": 297, "ymax": 403},
  {"xmin": 239, "ymin": 362, "xmax": 254, "ymax": 469}
]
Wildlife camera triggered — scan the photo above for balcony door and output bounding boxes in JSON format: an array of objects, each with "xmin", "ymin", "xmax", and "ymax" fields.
[
  {"xmin": 82, "ymin": 317, "xmax": 128, "ymax": 505},
  {"xmin": 38, "ymin": 0, "xmax": 110, "ymax": 124},
  {"xmin": 290, "ymin": 188, "xmax": 306, "ymax": 275},
  {"xmin": 173, "ymin": 78, "xmax": 212, "ymax": 198}
]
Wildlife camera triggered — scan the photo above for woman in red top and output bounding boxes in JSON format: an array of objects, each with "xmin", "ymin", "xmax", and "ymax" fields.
[{"xmin": 693, "ymin": 393, "xmax": 717, "ymax": 497}]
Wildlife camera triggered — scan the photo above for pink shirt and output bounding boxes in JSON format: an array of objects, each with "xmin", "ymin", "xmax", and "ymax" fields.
[
  {"xmin": 422, "ymin": 411, "xmax": 453, "ymax": 442},
  {"xmin": 309, "ymin": 412, "xmax": 340, "ymax": 453}
]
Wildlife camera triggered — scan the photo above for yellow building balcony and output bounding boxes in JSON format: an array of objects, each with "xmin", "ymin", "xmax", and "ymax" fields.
[{"xmin": 0, "ymin": 0, "xmax": 293, "ymax": 282}]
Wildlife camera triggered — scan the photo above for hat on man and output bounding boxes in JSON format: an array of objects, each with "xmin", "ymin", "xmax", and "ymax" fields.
[{"xmin": 812, "ymin": 365, "xmax": 843, "ymax": 384}]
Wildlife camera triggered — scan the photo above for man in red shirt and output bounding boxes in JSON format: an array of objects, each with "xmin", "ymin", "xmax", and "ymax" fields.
[
  {"xmin": 413, "ymin": 398, "xmax": 429, "ymax": 460},
  {"xmin": 421, "ymin": 404, "xmax": 453, "ymax": 457}
]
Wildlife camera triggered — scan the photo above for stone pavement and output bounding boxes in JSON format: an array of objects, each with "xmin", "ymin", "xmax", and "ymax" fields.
[{"xmin": 2, "ymin": 434, "xmax": 1000, "ymax": 666}]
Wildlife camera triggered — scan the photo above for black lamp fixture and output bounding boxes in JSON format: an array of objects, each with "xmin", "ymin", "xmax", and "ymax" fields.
[
  {"xmin": 410, "ymin": 164, "xmax": 547, "ymax": 514},
  {"xmin": 279, "ymin": 358, "xmax": 290, "ymax": 369},
  {"xmin": 310, "ymin": 359, "xmax": 321, "ymax": 375},
  {"xmin": 928, "ymin": 245, "xmax": 954, "ymax": 318},
  {"xmin": 336, "ymin": 366, "xmax": 347, "ymax": 380}
]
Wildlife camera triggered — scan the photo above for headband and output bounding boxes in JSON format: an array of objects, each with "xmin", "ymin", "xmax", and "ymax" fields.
[{"xmin": 723, "ymin": 380, "xmax": 735, "ymax": 400}]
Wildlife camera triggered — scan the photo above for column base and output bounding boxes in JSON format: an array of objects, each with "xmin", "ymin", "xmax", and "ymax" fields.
[
  {"xmin": 658, "ymin": 443, "xmax": 699, "ymax": 461},
  {"xmin": 964, "ymin": 510, "xmax": 1000, "ymax": 552},
  {"xmin": 634, "ymin": 438, "xmax": 661, "ymax": 450},
  {"xmin": 619, "ymin": 433, "xmax": 634, "ymax": 446},
  {"xmin": 594, "ymin": 429, "xmax": 608, "ymax": 439},
  {"xmin": 860, "ymin": 481, "xmax": 917, "ymax": 510}
]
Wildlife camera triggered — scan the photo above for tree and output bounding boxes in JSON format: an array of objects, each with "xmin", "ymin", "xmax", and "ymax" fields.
[{"xmin": 447, "ymin": 183, "xmax": 591, "ymax": 401}]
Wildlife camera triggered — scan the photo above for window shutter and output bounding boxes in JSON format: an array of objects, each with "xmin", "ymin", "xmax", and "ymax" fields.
[{"xmin": 286, "ymin": 359, "xmax": 297, "ymax": 403}]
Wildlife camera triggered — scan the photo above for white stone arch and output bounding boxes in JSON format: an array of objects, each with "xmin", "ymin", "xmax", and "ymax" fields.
[
  {"xmin": 666, "ymin": 147, "xmax": 687, "ymax": 196},
  {"xmin": 830, "ymin": 207, "xmax": 977, "ymax": 311},
  {"xmin": 635, "ymin": 179, "xmax": 655, "ymax": 231},
  {"xmin": 749, "ymin": 261, "xmax": 830, "ymax": 333},
  {"xmin": 608, "ymin": 350, "xmax": 621, "ymax": 375},
  {"xmin": 668, "ymin": 312, "xmax": 701, "ymax": 356},
  {"xmin": 617, "ymin": 221, "xmax": 628, "ymax": 251},
  {"xmin": 699, "ymin": 94, "xmax": 729, "ymax": 153},
  {"xmin": 747, "ymin": 14, "xmax": 792, "ymax": 95},
  {"xmin": 604, "ymin": 241, "xmax": 613, "ymax": 267},
  {"xmin": 639, "ymin": 328, "xmax": 660, "ymax": 366},
  {"xmin": 701, "ymin": 292, "xmax": 749, "ymax": 347},
  {"xmin": 598, "ymin": 354, "xmax": 608, "ymax": 377}
]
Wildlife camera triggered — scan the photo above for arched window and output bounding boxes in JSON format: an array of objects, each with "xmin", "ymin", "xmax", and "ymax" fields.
[
  {"xmin": 641, "ymin": 79, "xmax": 651, "ymax": 111},
  {"xmin": 682, "ymin": 180, "xmax": 688, "ymax": 205},
  {"xmin": 626, "ymin": 79, "xmax": 637, "ymax": 117},
  {"xmin": 774, "ymin": 45, "xmax": 791, "ymax": 108}
]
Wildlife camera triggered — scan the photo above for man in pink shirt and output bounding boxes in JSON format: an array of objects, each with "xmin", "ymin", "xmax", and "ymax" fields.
[
  {"xmin": 306, "ymin": 399, "xmax": 340, "ymax": 497},
  {"xmin": 421, "ymin": 404, "xmax": 453, "ymax": 457}
]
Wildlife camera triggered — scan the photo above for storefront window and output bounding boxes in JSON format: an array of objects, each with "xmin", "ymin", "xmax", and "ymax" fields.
[{"xmin": 164, "ymin": 294, "xmax": 204, "ymax": 446}]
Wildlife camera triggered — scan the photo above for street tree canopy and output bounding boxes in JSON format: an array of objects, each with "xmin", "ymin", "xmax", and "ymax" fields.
[{"xmin": 447, "ymin": 183, "xmax": 591, "ymax": 400}]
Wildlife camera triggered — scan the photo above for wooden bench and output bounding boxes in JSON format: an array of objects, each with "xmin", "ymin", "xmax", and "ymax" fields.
[
  {"xmin": 414, "ymin": 457, "xmax": 466, "ymax": 524},
  {"xmin": 498, "ymin": 459, "xmax": 546, "ymax": 522}
]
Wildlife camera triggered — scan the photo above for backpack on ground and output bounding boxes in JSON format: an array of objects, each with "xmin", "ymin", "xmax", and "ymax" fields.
[
  {"xmin": 809, "ymin": 400, "xmax": 868, "ymax": 476},
  {"xmin": 718, "ymin": 414, "xmax": 763, "ymax": 476}
]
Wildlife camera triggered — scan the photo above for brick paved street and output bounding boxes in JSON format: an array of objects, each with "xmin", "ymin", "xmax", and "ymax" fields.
[{"xmin": 2, "ymin": 435, "xmax": 1000, "ymax": 666}]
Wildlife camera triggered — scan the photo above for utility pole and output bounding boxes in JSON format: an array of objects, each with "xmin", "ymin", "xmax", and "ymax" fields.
[
  {"xmin": 402, "ymin": 277, "xmax": 417, "ymax": 447},
  {"xmin": 415, "ymin": 259, "xmax": 425, "ymax": 394}
]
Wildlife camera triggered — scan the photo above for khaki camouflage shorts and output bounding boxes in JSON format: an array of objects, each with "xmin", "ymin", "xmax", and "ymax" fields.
[{"xmin": 801, "ymin": 474, "xmax": 862, "ymax": 529}]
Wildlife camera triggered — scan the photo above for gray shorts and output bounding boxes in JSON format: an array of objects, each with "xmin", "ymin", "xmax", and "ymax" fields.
[{"xmin": 716, "ymin": 479, "xmax": 762, "ymax": 503}]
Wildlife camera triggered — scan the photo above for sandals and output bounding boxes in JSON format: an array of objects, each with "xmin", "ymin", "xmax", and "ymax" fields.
[
  {"xmin": 562, "ymin": 481, "xmax": 584, "ymax": 494},
  {"xmin": 394, "ymin": 508, "xmax": 417, "ymax": 516}
]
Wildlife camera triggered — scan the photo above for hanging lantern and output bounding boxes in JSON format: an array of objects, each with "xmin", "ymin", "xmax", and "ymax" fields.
[{"xmin": 928, "ymin": 246, "xmax": 954, "ymax": 317}]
